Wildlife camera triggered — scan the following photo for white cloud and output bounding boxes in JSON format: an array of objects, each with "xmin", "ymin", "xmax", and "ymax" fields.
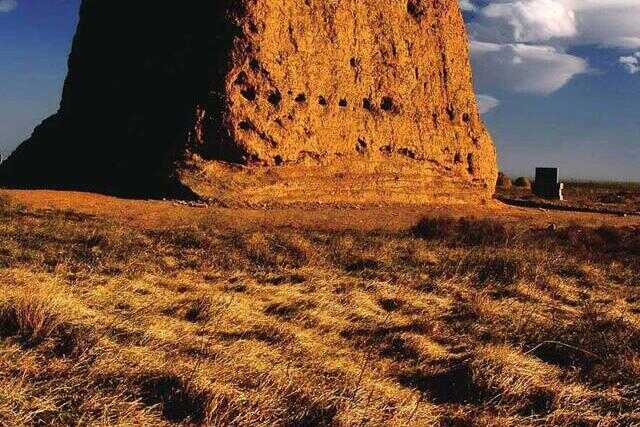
[
  {"xmin": 619, "ymin": 52, "xmax": 640, "ymax": 74},
  {"xmin": 471, "ymin": 41, "xmax": 588, "ymax": 95},
  {"xmin": 0, "ymin": 0, "xmax": 17, "ymax": 13},
  {"xmin": 459, "ymin": 0, "xmax": 476, "ymax": 12},
  {"xmin": 473, "ymin": 0, "xmax": 577, "ymax": 43},
  {"xmin": 465, "ymin": 0, "xmax": 640, "ymax": 95},
  {"xmin": 571, "ymin": 1, "xmax": 640, "ymax": 48},
  {"xmin": 477, "ymin": 95, "xmax": 500, "ymax": 114},
  {"xmin": 469, "ymin": 0, "xmax": 640, "ymax": 49}
]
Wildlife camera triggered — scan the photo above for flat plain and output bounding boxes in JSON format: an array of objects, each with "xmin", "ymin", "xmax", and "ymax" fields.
[{"xmin": 0, "ymin": 185, "xmax": 639, "ymax": 426}]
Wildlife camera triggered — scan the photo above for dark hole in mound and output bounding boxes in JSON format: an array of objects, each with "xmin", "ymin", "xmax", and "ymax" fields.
[
  {"xmin": 267, "ymin": 90, "xmax": 282, "ymax": 106},
  {"xmin": 238, "ymin": 120, "xmax": 253, "ymax": 131},
  {"xmin": 240, "ymin": 86, "xmax": 257, "ymax": 101},
  {"xmin": 407, "ymin": 0, "xmax": 426, "ymax": 20},
  {"xmin": 234, "ymin": 71, "xmax": 248, "ymax": 85},
  {"xmin": 295, "ymin": 93, "xmax": 307, "ymax": 103},
  {"xmin": 139, "ymin": 375, "xmax": 207, "ymax": 423},
  {"xmin": 446, "ymin": 106, "xmax": 456, "ymax": 121},
  {"xmin": 274, "ymin": 155, "xmax": 284, "ymax": 166},
  {"xmin": 467, "ymin": 153, "xmax": 475, "ymax": 174},
  {"xmin": 318, "ymin": 96, "xmax": 328, "ymax": 106},
  {"xmin": 362, "ymin": 98, "xmax": 374, "ymax": 111},
  {"xmin": 398, "ymin": 148, "xmax": 416, "ymax": 159},
  {"xmin": 356, "ymin": 138, "xmax": 368, "ymax": 154},
  {"xmin": 0, "ymin": 309, "xmax": 23, "ymax": 339},
  {"xmin": 338, "ymin": 99, "xmax": 348, "ymax": 107},
  {"xmin": 380, "ymin": 96, "xmax": 396, "ymax": 112},
  {"xmin": 380, "ymin": 145, "xmax": 393, "ymax": 155},
  {"xmin": 397, "ymin": 363, "xmax": 483, "ymax": 404}
]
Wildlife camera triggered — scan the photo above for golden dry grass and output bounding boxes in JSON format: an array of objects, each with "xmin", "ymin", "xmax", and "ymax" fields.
[
  {"xmin": 498, "ymin": 180, "xmax": 640, "ymax": 215},
  {"xmin": 0, "ymin": 194, "xmax": 639, "ymax": 425}
]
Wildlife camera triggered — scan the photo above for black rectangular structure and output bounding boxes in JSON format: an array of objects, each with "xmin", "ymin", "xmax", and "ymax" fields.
[{"xmin": 534, "ymin": 168, "xmax": 563, "ymax": 200}]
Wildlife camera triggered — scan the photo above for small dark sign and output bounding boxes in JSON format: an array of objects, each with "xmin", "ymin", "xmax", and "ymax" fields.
[{"xmin": 534, "ymin": 168, "xmax": 564, "ymax": 200}]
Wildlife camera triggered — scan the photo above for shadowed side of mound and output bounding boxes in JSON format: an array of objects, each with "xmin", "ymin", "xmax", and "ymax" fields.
[
  {"xmin": 0, "ymin": 0, "xmax": 237, "ymax": 199},
  {"xmin": 0, "ymin": 115, "xmax": 197, "ymax": 199}
]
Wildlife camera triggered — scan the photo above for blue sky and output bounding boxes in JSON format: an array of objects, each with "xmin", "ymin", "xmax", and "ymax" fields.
[
  {"xmin": 0, "ymin": 0, "xmax": 79, "ymax": 161},
  {"xmin": 1, "ymin": 0, "xmax": 639, "ymax": 181},
  {"xmin": 464, "ymin": 0, "xmax": 640, "ymax": 181}
]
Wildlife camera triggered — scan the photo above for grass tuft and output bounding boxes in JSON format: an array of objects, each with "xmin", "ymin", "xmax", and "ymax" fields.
[{"xmin": 412, "ymin": 216, "xmax": 510, "ymax": 246}]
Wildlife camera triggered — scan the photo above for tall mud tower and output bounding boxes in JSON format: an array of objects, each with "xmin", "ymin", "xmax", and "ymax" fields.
[{"xmin": 0, "ymin": 0, "xmax": 497, "ymax": 204}]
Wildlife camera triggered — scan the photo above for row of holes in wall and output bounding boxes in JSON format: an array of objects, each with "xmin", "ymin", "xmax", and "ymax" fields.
[
  {"xmin": 235, "ymin": 96, "xmax": 473, "ymax": 167},
  {"xmin": 235, "ymin": 54, "xmax": 473, "ymax": 123},
  {"xmin": 233, "ymin": 58, "xmax": 474, "ymax": 169},
  {"xmin": 239, "ymin": 84, "xmax": 471, "ymax": 124},
  {"xmin": 234, "ymin": 66, "xmax": 403, "ymax": 114},
  {"xmin": 240, "ymin": 83, "xmax": 471, "ymax": 125},
  {"xmin": 241, "ymin": 86, "xmax": 400, "ymax": 114}
]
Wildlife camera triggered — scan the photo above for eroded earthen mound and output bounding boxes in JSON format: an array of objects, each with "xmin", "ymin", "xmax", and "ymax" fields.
[
  {"xmin": 0, "ymin": 0, "xmax": 497, "ymax": 204},
  {"xmin": 496, "ymin": 173, "xmax": 512, "ymax": 189},
  {"xmin": 514, "ymin": 177, "xmax": 532, "ymax": 189}
]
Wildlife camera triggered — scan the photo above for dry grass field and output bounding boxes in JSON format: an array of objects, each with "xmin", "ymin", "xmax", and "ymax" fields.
[
  {"xmin": 498, "ymin": 181, "xmax": 640, "ymax": 216},
  {"xmin": 563, "ymin": 182, "xmax": 640, "ymax": 213},
  {"xmin": 1, "ymin": 191, "xmax": 640, "ymax": 425}
]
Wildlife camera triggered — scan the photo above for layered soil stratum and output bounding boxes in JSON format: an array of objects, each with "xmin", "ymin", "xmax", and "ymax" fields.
[{"xmin": 0, "ymin": 0, "xmax": 497, "ymax": 204}]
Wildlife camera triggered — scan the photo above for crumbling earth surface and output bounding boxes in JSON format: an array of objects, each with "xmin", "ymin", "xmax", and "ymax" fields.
[{"xmin": 0, "ymin": 0, "xmax": 497, "ymax": 205}]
